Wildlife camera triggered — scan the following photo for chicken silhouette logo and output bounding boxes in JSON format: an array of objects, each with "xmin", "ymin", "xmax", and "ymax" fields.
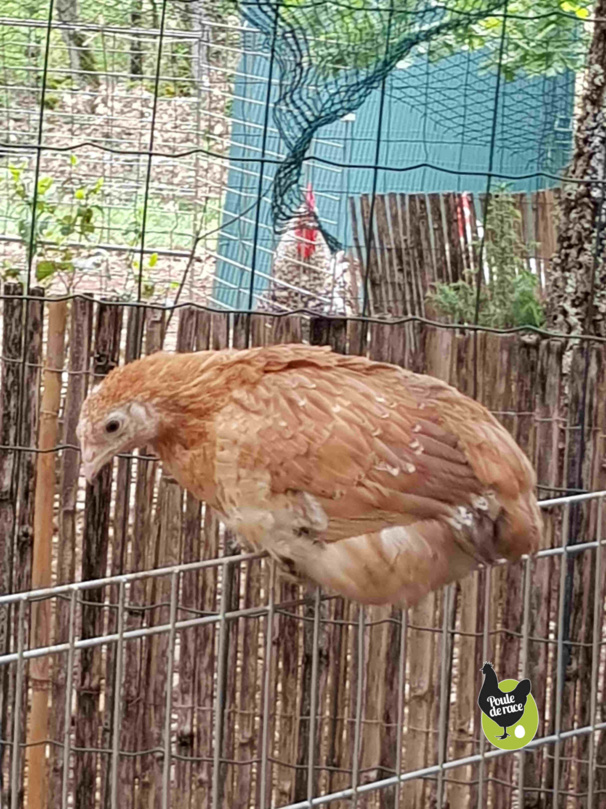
[{"xmin": 478, "ymin": 663, "xmax": 539, "ymax": 750}]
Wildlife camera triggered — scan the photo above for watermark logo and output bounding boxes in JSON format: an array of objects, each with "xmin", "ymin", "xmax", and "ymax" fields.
[{"xmin": 478, "ymin": 662, "xmax": 539, "ymax": 751}]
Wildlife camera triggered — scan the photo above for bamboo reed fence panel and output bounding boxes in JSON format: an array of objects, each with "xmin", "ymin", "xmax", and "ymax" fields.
[
  {"xmin": 1, "ymin": 296, "xmax": 606, "ymax": 809},
  {"xmin": 349, "ymin": 190, "xmax": 557, "ymax": 317},
  {"xmin": 26, "ymin": 297, "xmax": 64, "ymax": 809},
  {"xmin": 0, "ymin": 283, "xmax": 25, "ymax": 772}
]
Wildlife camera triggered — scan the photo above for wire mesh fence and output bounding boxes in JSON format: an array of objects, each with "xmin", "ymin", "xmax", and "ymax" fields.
[
  {"xmin": 1, "ymin": 485, "xmax": 606, "ymax": 808},
  {"xmin": 0, "ymin": 295, "xmax": 605, "ymax": 808},
  {"xmin": 1, "ymin": 0, "xmax": 606, "ymax": 807},
  {"xmin": 0, "ymin": 0, "xmax": 592, "ymax": 313}
]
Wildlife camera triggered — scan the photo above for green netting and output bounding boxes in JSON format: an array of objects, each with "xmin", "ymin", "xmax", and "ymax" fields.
[
  {"xmin": 235, "ymin": 0, "xmax": 513, "ymax": 251},
  {"xmin": 0, "ymin": 0, "xmax": 590, "ymax": 304}
]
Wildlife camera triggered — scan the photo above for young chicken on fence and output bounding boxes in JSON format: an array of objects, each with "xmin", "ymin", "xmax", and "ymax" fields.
[{"xmin": 77, "ymin": 344, "xmax": 542, "ymax": 606}]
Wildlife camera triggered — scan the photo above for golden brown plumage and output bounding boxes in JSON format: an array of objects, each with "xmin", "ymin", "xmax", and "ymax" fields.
[{"xmin": 77, "ymin": 344, "xmax": 542, "ymax": 606}]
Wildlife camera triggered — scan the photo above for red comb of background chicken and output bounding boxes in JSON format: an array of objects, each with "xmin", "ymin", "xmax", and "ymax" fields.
[{"xmin": 295, "ymin": 182, "xmax": 318, "ymax": 260}]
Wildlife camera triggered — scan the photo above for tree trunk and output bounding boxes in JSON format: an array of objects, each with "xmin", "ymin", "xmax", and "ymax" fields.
[
  {"xmin": 56, "ymin": 0, "xmax": 99, "ymax": 87},
  {"xmin": 177, "ymin": 0, "xmax": 212, "ymax": 89},
  {"xmin": 130, "ymin": 0, "xmax": 144, "ymax": 77},
  {"xmin": 547, "ymin": 0, "xmax": 606, "ymax": 335}
]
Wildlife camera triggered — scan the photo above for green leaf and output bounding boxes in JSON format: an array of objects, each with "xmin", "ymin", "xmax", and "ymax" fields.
[
  {"xmin": 37, "ymin": 176, "xmax": 53, "ymax": 196},
  {"xmin": 70, "ymin": 154, "xmax": 78, "ymax": 166},
  {"xmin": 36, "ymin": 260, "xmax": 57, "ymax": 281},
  {"xmin": 2, "ymin": 265, "xmax": 21, "ymax": 281},
  {"xmin": 74, "ymin": 188, "xmax": 85, "ymax": 200},
  {"xmin": 480, "ymin": 16, "xmax": 501, "ymax": 30},
  {"xmin": 148, "ymin": 252, "xmax": 158, "ymax": 268},
  {"xmin": 142, "ymin": 279, "xmax": 155, "ymax": 299},
  {"xmin": 561, "ymin": 0, "xmax": 589, "ymax": 15},
  {"xmin": 37, "ymin": 216, "xmax": 53, "ymax": 234}
]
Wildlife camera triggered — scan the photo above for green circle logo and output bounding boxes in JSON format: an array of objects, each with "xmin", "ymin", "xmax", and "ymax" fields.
[{"xmin": 478, "ymin": 664, "xmax": 539, "ymax": 751}]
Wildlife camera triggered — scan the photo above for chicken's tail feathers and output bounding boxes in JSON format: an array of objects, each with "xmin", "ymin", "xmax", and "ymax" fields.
[{"xmin": 495, "ymin": 492, "xmax": 543, "ymax": 561}]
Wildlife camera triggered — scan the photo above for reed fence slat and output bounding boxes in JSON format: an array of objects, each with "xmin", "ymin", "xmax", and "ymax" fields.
[
  {"xmin": 13, "ymin": 288, "xmax": 45, "ymax": 809},
  {"xmin": 99, "ymin": 304, "xmax": 141, "ymax": 809},
  {"xmin": 128, "ymin": 308, "xmax": 164, "ymax": 809},
  {"xmin": 26, "ymin": 297, "xmax": 64, "ymax": 809},
  {"xmin": 0, "ymin": 283, "xmax": 24, "ymax": 808},
  {"xmin": 192, "ymin": 309, "xmax": 219, "ymax": 808},
  {"xmin": 50, "ymin": 295, "xmax": 93, "ymax": 807},
  {"xmin": 174, "ymin": 305, "xmax": 201, "ymax": 809},
  {"xmin": 229, "ymin": 313, "xmax": 270, "ymax": 809},
  {"xmin": 427, "ymin": 194, "xmax": 448, "ymax": 285},
  {"xmin": 14, "ymin": 287, "xmax": 44, "ymax": 598},
  {"xmin": 494, "ymin": 336, "xmax": 532, "ymax": 809},
  {"xmin": 75, "ymin": 300, "xmax": 123, "ymax": 809},
  {"xmin": 291, "ymin": 317, "xmax": 334, "ymax": 802},
  {"xmin": 266, "ymin": 312, "xmax": 302, "ymax": 807},
  {"xmin": 209, "ymin": 311, "xmax": 242, "ymax": 807}
]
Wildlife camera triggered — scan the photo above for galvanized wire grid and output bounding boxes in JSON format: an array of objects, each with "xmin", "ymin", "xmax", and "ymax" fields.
[
  {"xmin": 0, "ymin": 490, "xmax": 605, "ymax": 808},
  {"xmin": 0, "ymin": 0, "xmax": 353, "ymax": 312},
  {"xmin": 0, "ymin": 0, "xmax": 585, "ymax": 314},
  {"xmin": 0, "ymin": 1, "xmax": 601, "ymax": 806}
]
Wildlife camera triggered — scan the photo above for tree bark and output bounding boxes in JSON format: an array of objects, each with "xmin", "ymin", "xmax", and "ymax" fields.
[
  {"xmin": 55, "ymin": 0, "xmax": 99, "ymax": 87},
  {"xmin": 547, "ymin": 0, "xmax": 606, "ymax": 335},
  {"xmin": 130, "ymin": 0, "xmax": 144, "ymax": 78}
]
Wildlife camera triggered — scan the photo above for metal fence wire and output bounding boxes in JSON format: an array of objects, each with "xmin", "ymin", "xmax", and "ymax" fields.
[
  {"xmin": 1, "ymin": 0, "xmax": 605, "ymax": 807},
  {"xmin": 1, "ymin": 292, "xmax": 606, "ymax": 809},
  {"xmin": 0, "ymin": 0, "xmax": 587, "ymax": 312},
  {"xmin": 0, "ymin": 491, "xmax": 605, "ymax": 808}
]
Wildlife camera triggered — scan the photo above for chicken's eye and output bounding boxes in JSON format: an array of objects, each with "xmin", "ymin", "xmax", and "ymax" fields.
[{"xmin": 105, "ymin": 419, "xmax": 121, "ymax": 434}]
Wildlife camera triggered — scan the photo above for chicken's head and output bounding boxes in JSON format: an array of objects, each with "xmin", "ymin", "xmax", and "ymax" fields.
[{"xmin": 77, "ymin": 378, "xmax": 160, "ymax": 483}]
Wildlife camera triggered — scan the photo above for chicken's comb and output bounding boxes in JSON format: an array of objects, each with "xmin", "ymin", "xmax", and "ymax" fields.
[{"xmin": 483, "ymin": 661, "xmax": 494, "ymax": 668}]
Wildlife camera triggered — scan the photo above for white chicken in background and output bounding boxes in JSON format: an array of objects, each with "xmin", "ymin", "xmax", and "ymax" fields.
[{"xmin": 258, "ymin": 183, "xmax": 359, "ymax": 315}]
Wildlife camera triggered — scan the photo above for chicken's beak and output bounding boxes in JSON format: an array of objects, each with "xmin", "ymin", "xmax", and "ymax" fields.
[
  {"xmin": 81, "ymin": 460, "xmax": 100, "ymax": 484},
  {"xmin": 80, "ymin": 448, "xmax": 110, "ymax": 484}
]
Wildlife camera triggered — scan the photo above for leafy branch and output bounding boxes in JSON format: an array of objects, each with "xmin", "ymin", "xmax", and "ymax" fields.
[
  {"xmin": 3, "ymin": 155, "xmax": 104, "ymax": 289},
  {"xmin": 3, "ymin": 158, "xmax": 160, "ymax": 298},
  {"xmin": 122, "ymin": 209, "xmax": 159, "ymax": 299},
  {"xmin": 428, "ymin": 189, "xmax": 545, "ymax": 328},
  {"xmin": 278, "ymin": 0, "xmax": 591, "ymax": 80}
]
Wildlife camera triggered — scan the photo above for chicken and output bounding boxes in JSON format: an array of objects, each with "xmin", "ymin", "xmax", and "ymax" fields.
[
  {"xmin": 77, "ymin": 344, "xmax": 542, "ymax": 607},
  {"xmin": 478, "ymin": 662, "xmax": 532, "ymax": 740},
  {"xmin": 259, "ymin": 185, "xmax": 357, "ymax": 315}
]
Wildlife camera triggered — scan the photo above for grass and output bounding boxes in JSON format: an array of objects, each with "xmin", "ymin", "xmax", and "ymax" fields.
[{"xmin": 1, "ymin": 193, "xmax": 221, "ymax": 252}]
